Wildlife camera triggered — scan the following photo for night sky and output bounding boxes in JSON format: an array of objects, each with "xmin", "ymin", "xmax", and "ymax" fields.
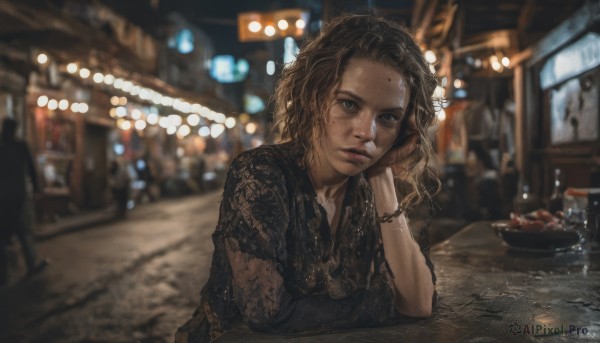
[{"xmin": 100, "ymin": 0, "xmax": 302, "ymax": 56}]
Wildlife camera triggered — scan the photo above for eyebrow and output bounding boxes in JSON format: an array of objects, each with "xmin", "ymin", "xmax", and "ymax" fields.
[{"xmin": 335, "ymin": 90, "xmax": 406, "ymax": 114}]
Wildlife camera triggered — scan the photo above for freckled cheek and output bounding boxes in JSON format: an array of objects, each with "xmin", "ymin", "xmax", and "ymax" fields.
[
  {"xmin": 375, "ymin": 133, "xmax": 398, "ymax": 152},
  {"xmin": 324, "ymin": 120, "xmax": 347, "ymax": 138}
]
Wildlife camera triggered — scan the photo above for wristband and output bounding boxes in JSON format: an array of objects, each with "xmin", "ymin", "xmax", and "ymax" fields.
[{"xmin": 378, "ymin": 206, "xmax": 405, "ymax": 223}]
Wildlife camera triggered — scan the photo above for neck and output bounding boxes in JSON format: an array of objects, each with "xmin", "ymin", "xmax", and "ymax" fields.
[
  {"xmin": 308, "ymin": 155, "xmax": 348, "ymax": 201},
  {"xmin": 308, "ymin": 144, "xmax": 349, "ymax": 233}
]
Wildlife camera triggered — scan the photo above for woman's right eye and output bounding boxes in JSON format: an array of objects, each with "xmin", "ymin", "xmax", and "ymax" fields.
[{"xmin": 340, "ymin": 100, "xmax": 357, "ymax": 112}]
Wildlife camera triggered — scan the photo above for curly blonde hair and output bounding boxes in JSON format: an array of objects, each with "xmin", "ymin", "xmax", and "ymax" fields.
[{"xmin": 273, "ymin": 13, "xmax": 440, "ymax": 209}]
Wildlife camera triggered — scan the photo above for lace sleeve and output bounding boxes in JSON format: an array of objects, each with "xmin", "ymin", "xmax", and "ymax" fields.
[
  {"xmin": 221, "ymin": 149, "xmax": 290, "ymax": 260},
  {"xmin": 226, "ymin": 242, "xmax": 398, "ymax": 332},
  {"xmin": 221, "ymin": 150, "xmax": 399, "ymax": 333},
  {"xmin": 220, "ymin": 150, "xmax": 291, "ymax": 328}
]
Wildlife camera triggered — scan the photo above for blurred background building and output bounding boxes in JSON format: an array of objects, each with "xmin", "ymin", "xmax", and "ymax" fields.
[{"xmin": 0, "ymin": 0, "xmax": 597, "ymax": 224}]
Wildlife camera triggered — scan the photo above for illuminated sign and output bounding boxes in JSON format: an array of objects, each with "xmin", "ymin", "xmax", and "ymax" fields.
[
  {"xmin": 238, "ymin": 9, "xmax": 310, "ymax": 42},
  {"xmin": 209, "ymin": 55, "xmax": 249, "ymax": 83}
]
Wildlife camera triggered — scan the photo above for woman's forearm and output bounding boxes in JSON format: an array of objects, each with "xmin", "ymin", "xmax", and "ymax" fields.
[{"xmin": 368, "ymin": 167, "xmax": 435, "ymax": 318}]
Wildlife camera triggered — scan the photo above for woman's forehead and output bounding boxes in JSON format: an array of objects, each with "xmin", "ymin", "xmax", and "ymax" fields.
[{"xmin": 335, "ymin": 58, "xmax": 409, "ymax": 108}]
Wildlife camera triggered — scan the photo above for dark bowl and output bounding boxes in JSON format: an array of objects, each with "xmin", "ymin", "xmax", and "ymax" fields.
[{"xmin": 491, "ymin": 220, "xmax": 581, "ymax": 252}]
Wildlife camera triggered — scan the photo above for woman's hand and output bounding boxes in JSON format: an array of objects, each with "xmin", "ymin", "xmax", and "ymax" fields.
[{"xmin": 366, "ymin": 115, "xmax": 419, "ymax": 178}]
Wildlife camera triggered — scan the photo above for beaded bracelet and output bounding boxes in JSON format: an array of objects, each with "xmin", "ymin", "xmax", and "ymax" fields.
[{"xmin": 378, "ymin": 206, "xmax": 405, "ymax": 223}]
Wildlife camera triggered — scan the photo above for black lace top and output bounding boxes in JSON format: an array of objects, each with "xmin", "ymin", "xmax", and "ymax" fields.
[{"xmin": 176, "ymin": 142, "xmax": 435, "ymax": 342}]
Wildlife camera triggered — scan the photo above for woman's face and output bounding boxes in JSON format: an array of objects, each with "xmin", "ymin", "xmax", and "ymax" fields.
[{"xmin": 313, "ymin": 57, "xmax": 410, "ymax": 179}]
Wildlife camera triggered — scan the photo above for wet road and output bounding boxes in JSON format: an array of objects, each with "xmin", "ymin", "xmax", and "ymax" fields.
[{"xmin": 0, "ymin": 191, "xmax": 221, "ymax": 342}]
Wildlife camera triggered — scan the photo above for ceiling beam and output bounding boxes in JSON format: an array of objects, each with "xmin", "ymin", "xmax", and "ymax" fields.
[
  {"xmin": 411, "ymin": 0, "xmax": 426, "ymax": 30},
  {"xmin": 453, "ymin": 29, "xmax": 516, "ymax": 56},
  {"xmin": 431, "ymin": 2, "xmax": 458, "ymax": 48},
  {"xmin": 451, "ymin": 4, "xmax": 464, "ymax": 51},
  {"xmin": 414, "ymin": 0, "xmax": 439, "ymax": 43},
  {"xmin": 517, "ymin": 0, "xmax": 536, "ymax": 34}
]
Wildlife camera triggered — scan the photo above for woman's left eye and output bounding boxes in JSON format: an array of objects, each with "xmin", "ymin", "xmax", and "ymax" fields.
[
  {"xmin": 340, "ymin": 100, "xmax": 357, "ymax": 111},
  {"xmin": 379, "ymin": 113, "xmax": 400, "ymax": 125}
]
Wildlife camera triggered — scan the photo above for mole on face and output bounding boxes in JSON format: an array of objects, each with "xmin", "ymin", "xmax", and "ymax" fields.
[{"xmin": 388, "ymin": 78, "xmax": 391, "ymax": 82}]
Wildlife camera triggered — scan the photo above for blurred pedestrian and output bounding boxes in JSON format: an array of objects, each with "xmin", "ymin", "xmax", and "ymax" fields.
[
  {"xmin": 109, "ymin": 159, "xmax": 130, "ymax": 219},
  {"xmin": 0, "ymin": 118, "xmax": 48, "ymax": 286},
  {"xmin": 134, "ymin": 155, "xmax": 156, "ymax": 203},
  {"xmin": 471, "ymin": 142, "xmax": 502, "ymax": 220},
  {"xmin": 192, "ymin": 155, "xmax": 206, "ymax": 192}
]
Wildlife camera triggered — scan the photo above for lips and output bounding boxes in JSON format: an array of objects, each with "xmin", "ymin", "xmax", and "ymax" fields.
[{"xmin": 342, "ymin": 147, "xmax": 372, "ymax": 161}]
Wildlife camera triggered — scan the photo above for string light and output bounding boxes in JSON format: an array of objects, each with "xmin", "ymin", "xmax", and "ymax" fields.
[
  {"xmin": 93, "ymin": 72, "xmax": 104, "ymax": 83},
  {"xmin": 210, "ymin": 123, "xmax": 225, "ymax": 138},
  {"xmin": 104, "ymin": 74, "xmax": 115, "ymax": 85},
  {"xmin": 146, "ymin": 113, "xmax": 159, "ymax": 125},
  {"xmin": 295, "ymin": 19, "xmax": 306, "ymax": 29},
  {"xmin": 198, "ymin": 126, "xmax": 210, "ymax": 137},
  {"xmin": 264, "ymin": 25, "xmax": 276, "ymax": 37},
  {"xmin": 37, "ymin": 53, "xmax": 48, "ymax": 64},
  {"xmin": 245, "ymin": 122, "xmax": 257, "ymax": 134},
  {"xmin": 58, "ymin": 99, "xmax": 69, "ymax": 110},
  {"xmin": 131, "ymin": 109, "xmax": 142, "ymax": 120},
  {"xmin": 225, "ymin": 117, "xmax": 236, "ymax": 128},
  {"xmin": 79, "ymin": 103, "xmax": 89, "ymax": 113},
  {"xmin": 248, "ymin": 21, "xmax": 262, "ymax": 33},
  {"xmin": 187, "ymin": 114, "xmax": 200, "ymax": 126},
  {"xmin": 48, "ymin": 99, "xmax": 58, "ymax": 110},
  {"xmin": 277, "ymin": 19, "xmax": 289, "ymax": 30},
  {"xmin": 424, "ymin": 50, "xmax": 437, "ymax": 64},
  {"xmin": 437, "ymin": 109, "xmax": 446, "ymax": 121},
  {"xmin": 135, "ymin": 120, "xmax": 147, "ymax": 131},
  {"xmin": 119, "ymin": 119, "xmax": 131, "ymax": 130},
  {"xmin": 37, "ymin": 53, "xmax": 234, "ymax": 137},
  {"xmin": 177, "ymin": 124, "xmax": 191, "ymax": 138},
  {"xmin": 37, "ymin": 95, "xmax": 49, "ymax": 107},
  {"xmin": 66, "ymin": 63, "xmax": 78, "ymax": 73},
  {"xmin": 79, "ymin": 68, "xmax": 90, "ymax": 78},
  {"xmin": 115, "ymin": 106, "xmax": 127, "ymax": 117}
]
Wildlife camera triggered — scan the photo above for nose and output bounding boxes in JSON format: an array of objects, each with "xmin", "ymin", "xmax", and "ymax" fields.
[{"xmin": 353, "ymin": 112, "xmax": 376, "ymax": 142}]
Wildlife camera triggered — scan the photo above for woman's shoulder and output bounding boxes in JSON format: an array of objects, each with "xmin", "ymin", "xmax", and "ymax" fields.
[{"xmin": 231, "ymin": 142, "xmax": 299, "ymax": 172}]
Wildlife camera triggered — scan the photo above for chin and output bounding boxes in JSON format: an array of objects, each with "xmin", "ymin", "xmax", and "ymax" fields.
[{"xmin": 335, "ymin": 163, "xmax": 369, "ymax": 177}]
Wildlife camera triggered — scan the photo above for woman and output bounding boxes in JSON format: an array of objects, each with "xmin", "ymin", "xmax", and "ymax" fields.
[{"xmin": 176, "ymin": 13, "xmax": 440, "ymax": 342}]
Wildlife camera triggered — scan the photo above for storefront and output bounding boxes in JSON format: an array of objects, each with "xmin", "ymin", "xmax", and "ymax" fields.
[
  {"xmin": 518, "ymin": 1, "xmax": 600, "ymax": 200},
  {"xmin": 24, "ymin": 53, "xmax": 147, "ymax": 218},
  {"xmin": 0, "ymin": 64, "xmax": 27, "ymax": 134}
]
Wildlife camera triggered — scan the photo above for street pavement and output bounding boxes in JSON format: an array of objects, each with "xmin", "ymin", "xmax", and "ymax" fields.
[
  {"xmin": 0, "ymin": 190, "xmax": 467, "ymax": 343},
  {"xmin": 0, "ymin": 191, "xmax": 222, "ymax": 343}
]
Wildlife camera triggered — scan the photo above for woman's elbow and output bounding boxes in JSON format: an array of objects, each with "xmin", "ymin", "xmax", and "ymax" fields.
[
  {"xmin": 396, "ymin": 289, "xmax": 434, "ymax": 318},
  {"xmin": 409, "ymin": 305, "xmax": 433, "ymax": 318},
  {"xmin": 397, "ymin": 303, "xmax": 433, "ymax": 318},
  {"xmin": 242, "ymin": 303, "xmax": 284, "ymax": 332},
  {"xmin": 246, "ymin": 313, "xmax": 278, "ymax": 332}
]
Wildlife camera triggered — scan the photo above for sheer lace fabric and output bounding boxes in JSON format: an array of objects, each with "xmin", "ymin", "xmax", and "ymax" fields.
[{"xmin": 176, "ymin": 142, "xmax": 435, "ymax": 342}]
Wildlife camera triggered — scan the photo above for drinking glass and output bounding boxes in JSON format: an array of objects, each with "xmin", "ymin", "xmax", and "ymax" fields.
[{"xmin": 566, "ymin": 208, "xmax": 598, "ymax": 253}]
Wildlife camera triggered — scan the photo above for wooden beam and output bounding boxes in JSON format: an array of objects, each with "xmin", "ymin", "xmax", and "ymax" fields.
[
  {"xmin": 431, "ymin": 2, "xmax": 458, "ymax": 48},
  {"xmin": 411, "ymin": 0, "xmax": 426, "ymax": 30},
  {"xmin": 453, "ymin": 30, "xmax": 516, "ymax": 56},
  {"xmin": 451, "ymin": 4, "xmax": 464, "ymax": 52},
  {"xmin": 513, "ymin": 64, "xmax": 525, "ymax": 176},
  {"xmin": 415, "ymin": 0, "xmax": 439, "ymax": 43},
  {"xmin": 517, "ymin": 0, "xmax": 536, "ymax": 34},
  {"xmin": 508, "ymin": 47, "xmax": 532, "ymax": 68}
]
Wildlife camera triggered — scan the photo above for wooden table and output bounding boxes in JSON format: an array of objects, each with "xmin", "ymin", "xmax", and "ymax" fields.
[{"xmin": 216, "ymin": 221, "xmax": 600, "ymax": 342}]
